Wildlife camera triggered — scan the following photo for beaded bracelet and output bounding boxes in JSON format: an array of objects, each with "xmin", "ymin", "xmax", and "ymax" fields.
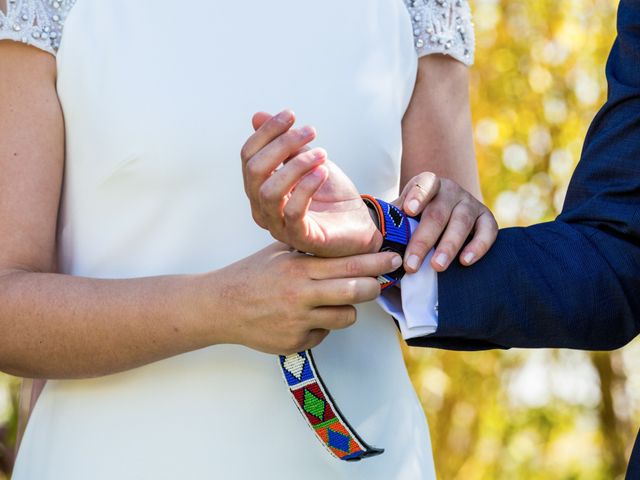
[{"xmin": 278, "ymin": 197, "xmax": 411, "ymax": 461}]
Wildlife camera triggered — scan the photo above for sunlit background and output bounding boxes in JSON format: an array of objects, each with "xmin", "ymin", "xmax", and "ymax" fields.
[
  {"xmin": 0, "ymin": 0, "xmax": 631, "ymax": 478},
  {"xmin": 404, "ymin": 0, "xmax": 635, "ymax": 478}
]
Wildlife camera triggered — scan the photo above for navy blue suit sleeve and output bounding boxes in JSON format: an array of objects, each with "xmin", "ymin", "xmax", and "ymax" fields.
[{"xmin": 409, "ymin": 0, "xmax": 640, "ymax": 351}]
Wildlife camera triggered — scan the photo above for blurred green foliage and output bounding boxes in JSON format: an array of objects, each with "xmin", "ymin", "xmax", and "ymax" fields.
[{"xmin": 0, "ymin": 0, "xmax": 632, "ymax": 479}]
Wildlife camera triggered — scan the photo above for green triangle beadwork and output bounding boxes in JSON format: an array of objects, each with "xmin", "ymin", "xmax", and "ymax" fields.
[
  {"xmin": 314, "ymin": 417, "xmax": 339, "ymax": 430},
  {"xmin": 303, "ymin": 389, "xmax": 326, "ymax": 420}
]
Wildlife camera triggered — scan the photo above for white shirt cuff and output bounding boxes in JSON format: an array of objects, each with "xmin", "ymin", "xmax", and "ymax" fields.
[{"xmin": 376, "ymin": 218, "xmax": 439, "ymax": 340}]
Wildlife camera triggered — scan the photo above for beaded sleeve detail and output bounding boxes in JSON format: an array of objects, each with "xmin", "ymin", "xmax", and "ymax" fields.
[
  {"xmin": 404, "ymin": 0, "xmax": 475, "ymax": 66},
  {"xmin": 0, "ymin": 0, "xmax": 76, "ymax": 55}
]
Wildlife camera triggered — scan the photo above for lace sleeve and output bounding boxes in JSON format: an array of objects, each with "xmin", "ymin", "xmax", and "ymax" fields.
[
  {"xmin": 0, "ymin": 0, "xmax": 76, "ymax": 55},
  {"xmin": 404, "ymin": 0, "xmax": 475, "ymax": 66}
]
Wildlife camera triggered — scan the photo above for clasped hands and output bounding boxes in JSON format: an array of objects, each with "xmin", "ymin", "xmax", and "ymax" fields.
[
  {"xmin": 235, "ymin": 109, "xmax": 497, "ymax": 354},
  {"xmin": 241, "ymin": 109, "xmax": 497, "ymax": 272}
]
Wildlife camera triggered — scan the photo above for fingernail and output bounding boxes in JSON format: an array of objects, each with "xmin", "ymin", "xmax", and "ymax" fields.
[
  {"xmin": 301, "ymin": 126, "xmax": 315, "ymax": 138},
  {"xmin": 275, "ymin": 110, "xmax": 293, "ymax": 123},
  {"xmin": 391, "ymin": 255, "xmax": 403, "ymax": 270},
  {"xmin": 311, "ymin": 165, "xmax": 327, "ymax": 180},
  {"xmin": 408, "ymin": 199, "xmax": 420, "ymax": 214},
  {"xmin": 463, "ymin": 252, "xmax": 475, "ymax": 265},
  {"xmin": 312, "ymin": 148, "xmax": 326, "ymax": 161},
  {"xmin": 434, "ymin": 253, "xmax": 449, "ymax": 268},
  {"xmin": 406, "ymin": 254, "xmax": 420, "ymax": 271}
]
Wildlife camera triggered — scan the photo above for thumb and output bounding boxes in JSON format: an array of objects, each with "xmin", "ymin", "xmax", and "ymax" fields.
[{"xmin": 252, "ymin": 112, "xmax": 273, "ymax": 131}]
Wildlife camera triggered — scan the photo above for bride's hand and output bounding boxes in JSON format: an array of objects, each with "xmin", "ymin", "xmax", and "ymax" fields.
[
  {"xmin": 210, "ymin": 243, "xmax": 401, "ymax": 355},
  {"xmin": 398, "ymin": 172, "xmax": 498, "ymax": 273},
  {"xmin": 240, "ymin": 110, "xmax": 382, "ymax": 257}
]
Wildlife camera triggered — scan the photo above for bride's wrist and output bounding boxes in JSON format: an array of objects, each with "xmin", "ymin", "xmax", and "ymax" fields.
[
  {"xmin": 365, "ymin": 226, "xmax": 384, "ymax": 253},
  {"xmin": 363, "ymin": 200, "xmax": 384, "ymax": 253},
  {"xmin": 184, "ymin": 271, "xmax": 235, "ymax": 348}
]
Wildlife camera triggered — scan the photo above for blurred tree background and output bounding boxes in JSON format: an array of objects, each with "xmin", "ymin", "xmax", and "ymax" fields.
[
  {"xmin": 0, "ymin": 376, "xmax": 17, "ymax": 479},
  {"xmin": 405, "ymin": 0, "xmax": 636, "ymax": 478},
  {"xmin": 0, "ymin": 0, "xmax": 631, "ymax": 478}
]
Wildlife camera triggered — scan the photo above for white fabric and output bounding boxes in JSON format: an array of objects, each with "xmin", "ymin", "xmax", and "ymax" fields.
[
  {"xmin": 0, "ymin": 0, "xmax": 475, "ymax": 65},
  {"xmin": 5, "ymin": 1, "xmax": 475, "ymax": 479},
  {"xmin": 377, "ymin": 219, "xmax": 439, "ymax": 340}
]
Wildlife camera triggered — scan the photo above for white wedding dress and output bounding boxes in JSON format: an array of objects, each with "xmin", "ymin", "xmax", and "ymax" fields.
[{"xmin": 1, "ymin": 1, "xmax": 473, "ymax": 478}]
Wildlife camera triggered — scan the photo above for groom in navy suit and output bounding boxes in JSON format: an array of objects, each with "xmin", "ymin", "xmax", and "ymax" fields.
[
  {"xmin": 412, "ymin": 0, "xmax": 640, "ymax": 352},
  {"xmin": 241, "ymin": 0, "xmax": 640, "ymax": 475}
]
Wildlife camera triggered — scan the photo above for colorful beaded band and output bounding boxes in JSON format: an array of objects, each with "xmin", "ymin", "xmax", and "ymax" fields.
[
  {"xmin": 278, "ymin": 197, "xmax": 411, "ymax": 461},
  {"xmin": 279, "ymin": 350, "xmax": 384, "ymax": 461},
  {"xmin": 361, "ymin": 195, "xmax": 411, "ymax": 291}
]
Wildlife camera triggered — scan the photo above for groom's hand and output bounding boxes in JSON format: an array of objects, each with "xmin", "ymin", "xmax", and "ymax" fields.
[
  {"xmin": 398, "ymin": 172, "xmax": 499, "ymax": 273},
  {"xmin": 240, "ymin": 110, "xmax": 382, "ymax": 257}
]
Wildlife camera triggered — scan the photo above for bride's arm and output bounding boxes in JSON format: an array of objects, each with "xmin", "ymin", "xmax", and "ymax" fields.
[
  {"xmin": 401, "ymin": 55, "xmax": 479, "ymax": 197},
  {"xmin": 400, "ymin": 55, "xmax": 498, "ymax": 273},
  {"xmin": 0, "ymin": 42, "xmax": 398, "ymax": 380}
]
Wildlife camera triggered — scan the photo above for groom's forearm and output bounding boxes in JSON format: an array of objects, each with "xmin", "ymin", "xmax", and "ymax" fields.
[
  {"xmin": 412, "ymin": 4, "xmax": 640, "ymax": 352},
  {"xmin": 410, "ymin": 221, "xmax": 640, "ymax": 351}
]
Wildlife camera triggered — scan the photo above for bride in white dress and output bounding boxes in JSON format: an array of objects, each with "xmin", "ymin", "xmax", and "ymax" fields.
[{"xmin": 0, "ymin": 0, "xmax": 478, "ymax": 478}]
